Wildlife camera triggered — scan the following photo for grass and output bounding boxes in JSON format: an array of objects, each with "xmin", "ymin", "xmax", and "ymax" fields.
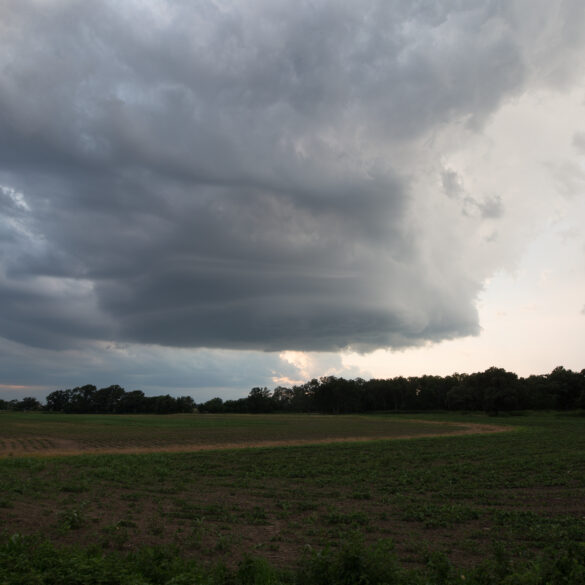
[{"xmin": 0, "ymin": 411, "xmax": 584, "ymax": 583}]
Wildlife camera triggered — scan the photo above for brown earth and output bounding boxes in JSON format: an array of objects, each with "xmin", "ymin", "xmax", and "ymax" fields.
[{"xmin": 0, "ymin": 420, "xmax": 509, "ymax": 458}]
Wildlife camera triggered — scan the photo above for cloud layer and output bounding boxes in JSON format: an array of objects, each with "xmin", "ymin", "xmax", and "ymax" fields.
[{"xmin": 1, "ymin": 0, "xmax": 584, "ymax": 355}]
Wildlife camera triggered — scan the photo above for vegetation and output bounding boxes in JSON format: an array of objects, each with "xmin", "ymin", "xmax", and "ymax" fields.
[
  {"xmin": 3, "ymin": 533, "xmax": 584, "ymax": 585},
  {"xmin": 0, "ymin": 385, "xmax": 195, "ymax": 414},
  {"xmin": 204, "ymin": 366, "xmax": 585, "ymax": 414},
  {"xmin": 1, "ymin": 412, "xmax": 584, "ymax": 583},
  {"xmin": 2, "ymin": 365, "xmax": 585, "ymax": 415}
]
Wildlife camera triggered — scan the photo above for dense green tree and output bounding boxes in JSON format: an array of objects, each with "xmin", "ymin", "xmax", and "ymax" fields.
[
  {"xmin": 523, "ymin": 375, "xmax": 556, "ymax": 409},
  {"xmin": 30, "ymin": 364, "xmax": 585, "ymax": 416},
  {"xmin": 149, "ymin": 394, "xmax": 177, "ymax": 414},
  {"xmin": 479, "ymin": 367, "xmax": 519, "ymax": 414},
  {"xmin": 223, "ymin": 398, "xmax": 249, "ymax": 412},
  {"xmin": 271, "ymin": 386, "xmax": 294, "ymax": 411},
  {"xmin": 13, "ymin": 396, "xmax": 42, "ymax": 411},
  {"xmin": 93, "ymin": 385, "xmax": 125, "ymax": 413},
  {"xmin": 247, "ymin": 387, "xmax": 274, "ymax": 413},
  {"xmin": 200, "ymin": 397, "xmax": 225, "ymax": 413},
  {"xmin": 446, "ymin": 384, "xmax": 476, "ymax": 411},
  {"xmin": 45, "ymin": 389, "xmax": 72, "ymax": 412},
  {"xmin": 547, "ymin": 366, "xmax": 585, "ymax": 409},
  {"xmin": 390, "ymin": 377, "xmax": 414, "ymax": 411},
  {"xmin": 117, "ymin": 390, "xmax": 147, "ymax": 413},
  {"xmin": 69, "ymin": 385, "xmax": 97, "ymax": 413},
  {"xmin": 362, "ymin": 379, "xmax": 393, "ymax": 411},
  {"xmin": 313, "ymin": 377, "xmax": 360, "ymax": 413},
  {"xmin": 176, "ymin": 396, "xmax": 196, "ymax": 413},
  {"xmin": 288, "ymin": 383, "xmax": 316, "ymax": 412}
]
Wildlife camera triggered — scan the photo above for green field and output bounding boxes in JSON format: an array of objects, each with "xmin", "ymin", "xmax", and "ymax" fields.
[{"xmin": 1, "ymin": 412, "xmax": 584, "ymax": 584}]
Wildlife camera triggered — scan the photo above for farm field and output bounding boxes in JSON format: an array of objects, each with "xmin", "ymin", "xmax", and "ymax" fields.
[
  {"xmin": 1, "ymin": 412, "xmax": 584, "ymax": 584},
  {"xmin": 0, "ymin": 412, "xmax": 496, "ymax": 456}
]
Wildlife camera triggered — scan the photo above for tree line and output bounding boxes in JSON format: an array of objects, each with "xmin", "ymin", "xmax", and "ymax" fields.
[
  {"xmin": 2, "ymin": 366, "xmax": 584, "ymax": 415},
  {"xmin": 198, "ymin": 366, "xmax": 585, "ymax": 415},
  {"xmin": 0, "ymin": 385, "xmax": 195, "ymax": 414}
]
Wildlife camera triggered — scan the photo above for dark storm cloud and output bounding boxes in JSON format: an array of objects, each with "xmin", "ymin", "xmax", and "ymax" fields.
[
  {"xmin": 1, "ymin": 0, "xmax": 583, "ymax": 352},
  {"xmin": 0, "ymin": 336, "xmax": 291, "ymax": 401}
]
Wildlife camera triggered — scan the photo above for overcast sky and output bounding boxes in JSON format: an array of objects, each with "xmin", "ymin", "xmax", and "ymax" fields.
[{"xmin": 1, "ymin": 0, "xmax": 584, "ymax": 401}]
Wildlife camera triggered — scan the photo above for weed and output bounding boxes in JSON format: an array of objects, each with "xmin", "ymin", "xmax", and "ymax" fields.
[
  {"xmin": 214, "ymin": 533, "xmax": 233, "ymax": 553},
  {"xmin": 350, "ymin": 490, "xmax": 371, "ymax": 500},
  {"xmin": 401, "ymin": 502, "xmax": 480, "ymax": 528},
  {"xmin": 323, "ymin": 508, "xmax": 369, "ymax": 527},
  {"xmin": 1, "ymin": 412, "xmax": 585, "ymax": 580},
  {"xmin": 57, "ymin": 506, "xmax": 86, "ymax": 531},
  {"xmin": 60, "ymin": 482, "xmax": 88, "ymax": 494},
  {"xmin": 148, "ymin": 517, "xmax": 165, "ymax": 537},
  {"xmin": 101, "ymin": 522, "xmax": 133, "ymax": 550}
]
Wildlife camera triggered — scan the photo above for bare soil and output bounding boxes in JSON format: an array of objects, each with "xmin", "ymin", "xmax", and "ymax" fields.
[{"xmin": 0, "ymin": 420, "xmax": 509, "ymax": 458}]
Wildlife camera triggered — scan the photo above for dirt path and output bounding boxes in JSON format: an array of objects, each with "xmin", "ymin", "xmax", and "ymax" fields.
[{"xmin": 0, "ymin": 420, "xmax": 511, "ymax": 458}]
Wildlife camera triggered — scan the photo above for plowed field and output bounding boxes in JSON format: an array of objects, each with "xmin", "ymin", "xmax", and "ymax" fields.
[{"xmin": 0, "ymin": 412, "xmax": 507, "ymax": 457}]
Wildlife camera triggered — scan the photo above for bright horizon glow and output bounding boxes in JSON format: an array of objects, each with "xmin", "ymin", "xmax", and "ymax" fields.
[{"xmin": 278, "ymin": 89, "xmax": 585, "ymax": 387}]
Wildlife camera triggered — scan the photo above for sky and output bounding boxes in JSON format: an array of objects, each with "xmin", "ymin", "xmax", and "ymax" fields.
[{"xmin": 1, "ymin": 0, "xmax": 584, "ymax": 402}]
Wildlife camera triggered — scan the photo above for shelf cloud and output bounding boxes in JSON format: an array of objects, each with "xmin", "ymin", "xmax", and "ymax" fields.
[{"xmin": 1, "ymin": 0, "xmax": 584, "ymax": 356}]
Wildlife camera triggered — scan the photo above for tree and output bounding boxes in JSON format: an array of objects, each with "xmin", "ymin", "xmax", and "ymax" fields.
[
  {"xmin": 413, "ymin": 375, "xmax": 451, "ymax": 410},
  {"xmin": 93, "ymin": 385, "xmax": 125, "ymax": 413},
  {"xmin": 483, "ymin": 386, "xmax": 519, "ymax": 415},
  {"xmin": 289, "ymin": 383, "xmax": 317, "ymax": 412},
  {"xmin": 446, "ymin": 384, "xmax": 476, "ymax": 411},
  {"xmin": 149, "ymin": 394, "xmax": 177, "ymax": 414},
  {"xmin": 223, "ymin": 398, "xmax": 248, "ymax": 413},
  {"xmin": 118, "ymin": 390, "xmax": 147, "ymax": 413},
  {"xmin": 46, "ymin": 389, "xmax": 72, "ymax": 412},
  {"xmin": 200, "ymin": 397, "xmax": 224, "ymax": 413},
  {"xmin": 176, "ymin": 396, "xmax": 195, "ymax": 413},
  {"xmin": 14, "ymin": 397, "xmax": 42, "ymax": 411},
  {"xmin": 69, "ymin": 385, "xmax": 97, "ymax": 413},
  {"xmin": 577, "ymin": 389, "xmax": 585, "ymax": 410},
  {"xmin": 523, "ymin": 375, "xmax": 556, "ymax": 409},
  {"xmin": 247, "ymin": 387, "xmax": 274, "ymax": 413},
  {"xmin": 272, "ymin": 386, "xmax": 294, "ymax": 411},
  {"xmin": 547, "ymin": 366, "xmax": 584, "ymax": 410},
  {"xmin": 311, "ymin": 377, "xmax": 365, "ymax": 413},
  {"xmin": 479, "ymin": 368, "xmax": 519, "ymax": 415},
  {"xmin": 387, "ymin": 377, "xmax": 412, "ymax": 411},
  {"xmin": 363, "ymin": 379, "xmax": 393, "ymax": 411}
]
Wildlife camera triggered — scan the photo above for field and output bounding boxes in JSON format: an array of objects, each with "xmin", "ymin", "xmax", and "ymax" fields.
[
  {"xmin": 0, "ymin": 412, "xmax": 498, "ymax": 456},
  {"xmin": 1, "ymin": 411, "xmax": 584, "ymax": 584}
]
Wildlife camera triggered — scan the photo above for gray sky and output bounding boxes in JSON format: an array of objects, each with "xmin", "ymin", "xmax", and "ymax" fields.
[{"xmin": 1, "ymin": 0, "xmax": 584, "ymax": 401}]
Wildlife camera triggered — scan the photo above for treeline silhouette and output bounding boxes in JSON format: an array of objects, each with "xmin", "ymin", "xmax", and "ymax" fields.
[
  {"xmin": 2, "ymin": 366, "xmax": 584, "ymax": 415},
  {"xmin": 0, "ymin": 385, "xmax": 195, "ymax": 414},
  {"xmin": 199, "ymin": 366, "xmax": 585, "ymax": 415}
]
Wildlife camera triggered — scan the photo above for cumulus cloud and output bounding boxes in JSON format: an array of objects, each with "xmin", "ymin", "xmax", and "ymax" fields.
[{"xmin": 1, "ymin": 0, "xmax": 584, "ymax": 355}]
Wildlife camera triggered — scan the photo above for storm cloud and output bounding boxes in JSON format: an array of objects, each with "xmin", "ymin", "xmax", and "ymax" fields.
[{"xmin": 1, "ymin": 0, "xmax": 584, "ymax": 354}]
